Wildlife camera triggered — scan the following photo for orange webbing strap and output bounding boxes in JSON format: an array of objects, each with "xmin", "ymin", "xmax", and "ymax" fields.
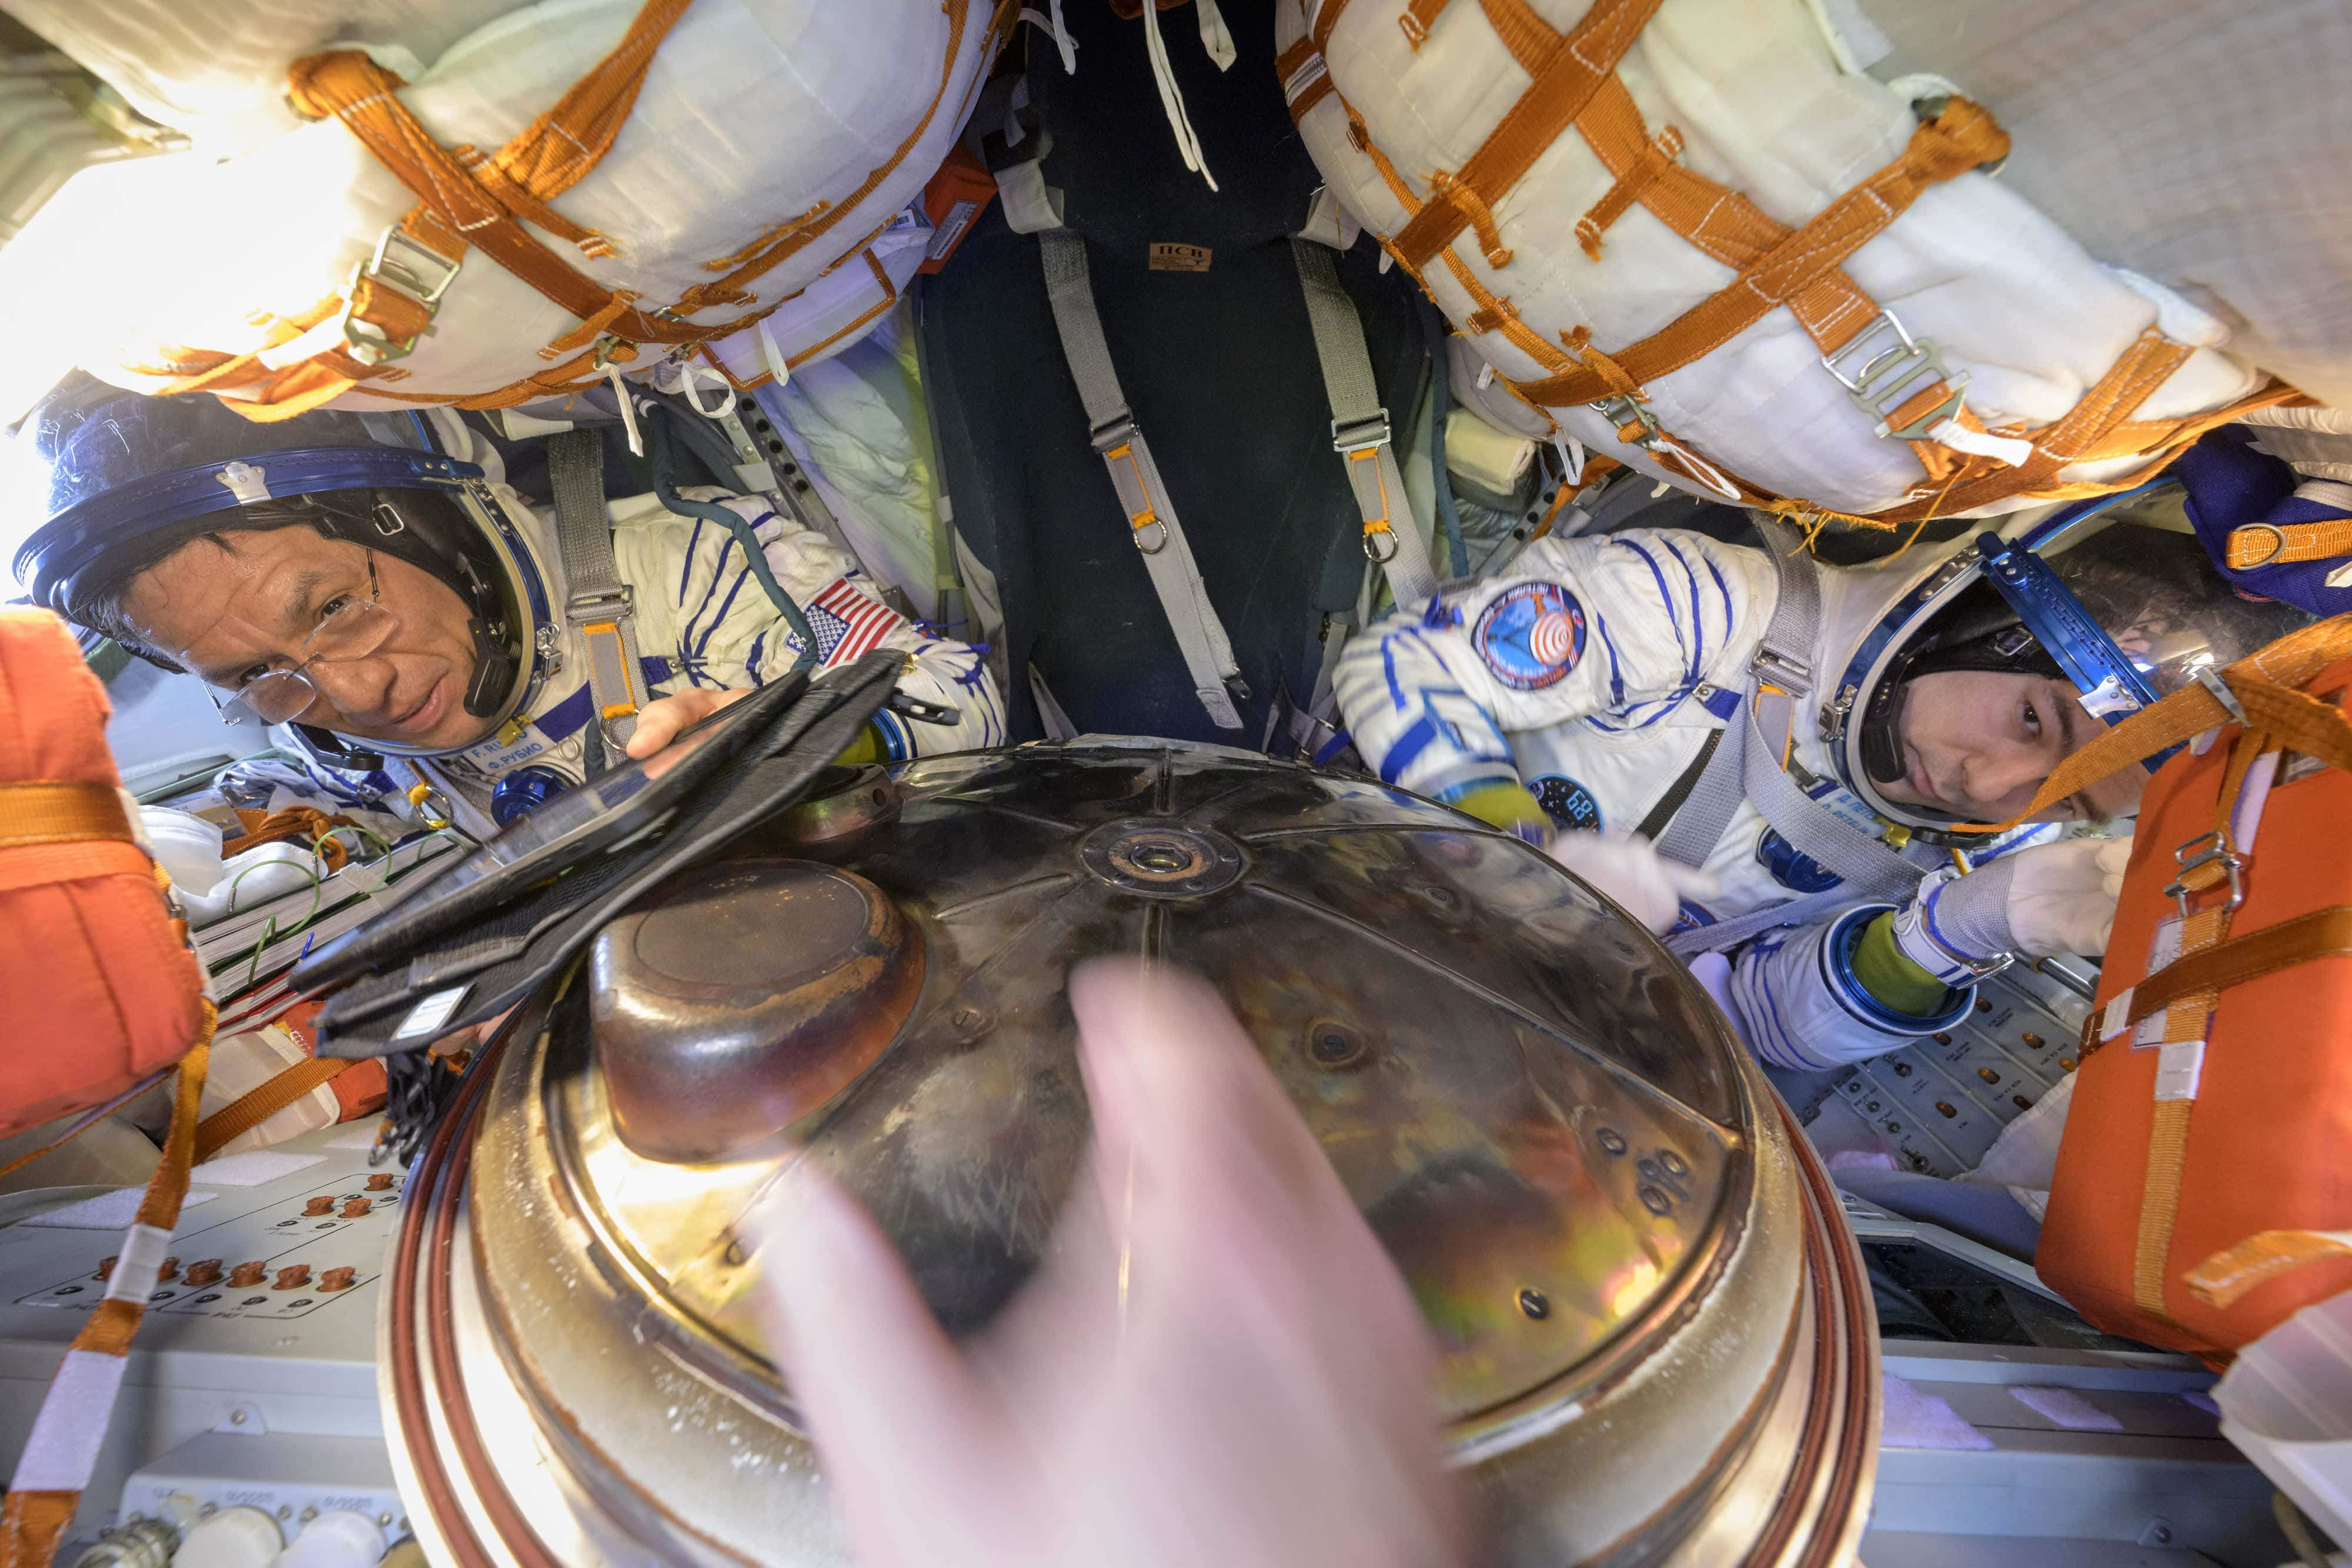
[
  {"xmin": 2102, "ymin": 904, "xmax": 2352, "ymax": 1044},
  {"xmin": 2187, "ymin": 1227, "xmax": 2352, "ymax": 1310},
  {"xmin": 0, "ymin": 1025, "xmax": 212, "ymax": 1568},
  {"xmin": 220, "ymin": 805, "xmax": 356, "ymax": 872},
  {"xmin": 2229, "ymin": 516, "xmax": 2352, "ymax": 570},
  {"xmin": 1512, "ymin": 98, "xmax": 2007, "ymax": 408},
  {"xmin": 1391, "ymin": 0, "xmax": 1663, "ymax": 270},
  {"xmin": 282, "ymin": 11, "xmax": 699, "ymax": 347},
  {"xmin": 670, "ymin": 0, "xmax": 978, "ymax": 316},
  {"xmin": 192, "ymin": 1056, "xmax": 355, "ymax": 1165},
  {"xmin": 1967, "ymin": 614, "xmax": 2352, "ymax": 833},
  {"xmin": 0, "ymin": 781, "xmax": 132, "ymax": 850},
  {"xmin": 1398, "ymin": 0, "xmax": 1453, "ymax": 49}
]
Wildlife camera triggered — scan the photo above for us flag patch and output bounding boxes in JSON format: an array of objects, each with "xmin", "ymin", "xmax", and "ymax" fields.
[{"xmin": 808, "ymin": 576, "xmax": 904, "ymax": 668}]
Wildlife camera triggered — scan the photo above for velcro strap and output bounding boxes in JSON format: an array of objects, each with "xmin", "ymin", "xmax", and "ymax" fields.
[
  {"xmin": 583, "ymin": 621, "xmax": 647, "ymax": 723},
  {"xmin": 0, "ymin": 781, "xmax": 134, "ymax": 850}
]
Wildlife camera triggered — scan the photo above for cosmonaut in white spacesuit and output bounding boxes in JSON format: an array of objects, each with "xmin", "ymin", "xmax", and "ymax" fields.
[
  {"xmin": 1336, "ymin": 490, "xmax": 2307, "ymax": 1069},
  {"xmin": 15, "ymin": 383, "xmax": 1002, "ymax": 838}
]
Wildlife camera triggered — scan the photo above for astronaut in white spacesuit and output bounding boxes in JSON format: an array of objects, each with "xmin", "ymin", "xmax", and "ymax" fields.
[
  {"xmin": 1336, "ymin": 489, "xmax": 2306, "ymax": 1069},
  {"xmin": 16, "ymin": 386, "xmax": 1002, "ymax": 838}
]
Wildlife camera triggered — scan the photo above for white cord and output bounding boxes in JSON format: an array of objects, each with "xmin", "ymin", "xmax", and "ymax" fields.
[
  {"xmin": 679, "ymin": 356, "xmax": 738, "ymax": 420},
  {"xmin": 756, "ymin": 316, "xmax": 792, "ymax": 390},
  {"xmin": 1552, "ymin": 435, "xmax": 1587, "ymax": 485},
  {"xmin": 1197, "ymin": 0, "xmax": 1236, "ymax": 70},
  {"xmin": 1018, "ymin": 2, "xmax": 1078, "ymax": 72},
  {"xmin": 607, "ymin": 363, "xmax": 644, "ymax": 456},
  {"xmin": 1140, "ymin": 0, "xmax": 1217, "ymax": 191}
]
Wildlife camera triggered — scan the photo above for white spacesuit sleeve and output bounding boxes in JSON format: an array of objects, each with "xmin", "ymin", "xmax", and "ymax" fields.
[
  {"xmin": 1333, "ymin": 528, "xmax": 1766, "ymax": 804},
  {"xmin": 653, "ymin": 493, "xmax": 1003, "ymax": 757},
  {"xmin": 1724, "ymin": 904, "xmax": 1976, "ymax": 1071}
]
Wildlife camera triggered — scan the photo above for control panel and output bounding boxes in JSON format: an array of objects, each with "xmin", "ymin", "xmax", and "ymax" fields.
[{"xmin": 0, "ymin": 1123, "xmax": 402, "ymax": 1559}]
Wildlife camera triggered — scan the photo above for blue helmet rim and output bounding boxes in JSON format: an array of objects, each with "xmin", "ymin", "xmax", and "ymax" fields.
[{"xmin": 16, "ymin": 445, "xmax": 484, "ymax": 610}]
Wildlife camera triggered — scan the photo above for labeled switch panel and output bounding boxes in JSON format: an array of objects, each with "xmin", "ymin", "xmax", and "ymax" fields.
[{"xmin": 13, "ymin": 1172, "xmax": 405, "ymax": 1323}]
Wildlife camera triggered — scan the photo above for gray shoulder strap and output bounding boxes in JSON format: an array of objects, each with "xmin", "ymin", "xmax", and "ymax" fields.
[
  {"xmin": 547, "ymin": 427, "xmax": 648, "ymax": 753},
  {"xmin": 1038, "ymin": 229, "xmax": 1245, "ymax": 730},
  {"xmin": 1288, "ymin": 236, "xmax": 1439, "ymax": 608},
  {"xmin": 1652, "ymin": 516, "xmax": 1820, "ymax": 867},
  {"xmin": 1652, "ymin": 514, "xmax": 1917, "ymax": 911}
]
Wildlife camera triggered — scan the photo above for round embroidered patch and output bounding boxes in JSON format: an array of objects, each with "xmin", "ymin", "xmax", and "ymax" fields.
[
  {"xmin": 1531, "ymin": 774, "xmax": 1603, "ymax": 833},
  {"xmin": 1473, "ymin": 582, "xmax": 1585, "ymax": 691}
]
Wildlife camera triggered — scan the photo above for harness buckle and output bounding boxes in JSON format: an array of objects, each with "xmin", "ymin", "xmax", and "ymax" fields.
[
  {"xmin": 1331, "ymin": 411, "xmax": 1392, "ymax": 454},
  {"xmin": 2163, "ymin": 830, "xmax": 2246, "ymax": 921},
  {"xmin": 1088, "ymin": 412, "xmax": 1141, "ymax": 456},
  {"xmin": 1820, "ymin": 310, "xmax": 1970, "ymax": 441},
  {"xmin": 1750, "ymin": 644, "xmax": 1813, "ymax": 690},
  {"xmin": 566, "ymin": 584, "xmax": 635, "ymax": 626},
  {"xmin": 339, "ymin": 224, "xmax": 463, "ymax": 366},
  {"xmin": 1591, "ymin": 394, "xmax": 1661, "ymax": 449}
]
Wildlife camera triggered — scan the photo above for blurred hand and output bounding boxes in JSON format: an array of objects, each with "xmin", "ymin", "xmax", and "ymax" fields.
[
  {"xmin": 2006, "ymin": 834, "xmax": 2133, "ymax": 957},
  {"xmin": 743, "ymin": 959, "xmax": 1465, "ymax": 1568},
  {"xmin": 1547, "ymin": 829, "xmax": 1722, "ymax": 935},
  {"xmin": 623, "ymin": 687, "xmax": 753, "ymax": 763}
]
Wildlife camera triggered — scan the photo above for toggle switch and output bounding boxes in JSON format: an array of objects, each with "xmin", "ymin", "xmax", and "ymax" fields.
[
  {"xmin": 183, "ymin": 1259, "xmax": 223, "ymax": 1288},
  {"xmin": 229, "ymin": 1261, "xmax": 268, "ymax": 1288},
  {"xmin": 339, "ymin": 1198, "xmax": 371, "ymax": 1218},
  {"xmin": 273, "ymin": 1264, "xmax": 312, "ymax": 1291},
  {"xmin": 303, "ymin": 1196, "xmax": 336, "ymax": 1216},
  {"xmin": 317, "ymin": 1266, "xmax": 358, "ymax": 1293},
  {"xmin": 157, "ymin": 1256, "xmax": 179, "ymax": 1284},
  {"xmin": 365, "ymin": 1174, "xmax": 394, "ymax": 1192}
]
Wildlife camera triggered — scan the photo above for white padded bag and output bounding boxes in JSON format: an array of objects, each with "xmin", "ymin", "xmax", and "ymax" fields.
[
  {"xmin": 1277, "ymin": 0, "xmax": 2292, "ymax": 521},
  {"xmin": 68, "ymin": 0, "xmax": 1004, "ymax": 416}
]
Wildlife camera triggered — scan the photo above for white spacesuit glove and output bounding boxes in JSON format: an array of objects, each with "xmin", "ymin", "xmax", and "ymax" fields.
[
  {"xmin": 2004, "ymin": 835, "xmax": 2133, "ymax": 957},
  {"xmin": 1546, "ymin": 830, "xmax": 1723, "ymax": 937},
  {"xmin": 1891, "ymin": 837, "xmax": 2133, "ymax": 984}
]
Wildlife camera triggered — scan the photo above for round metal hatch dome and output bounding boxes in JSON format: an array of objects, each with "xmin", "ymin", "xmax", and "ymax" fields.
[{"xmin": 385, "ymin": 743, "xmax": 1879, "ymax": 1567}]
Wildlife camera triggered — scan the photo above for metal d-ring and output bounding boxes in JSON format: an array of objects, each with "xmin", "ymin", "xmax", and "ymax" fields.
[
  {"xmin": 1363, "ymin": 526, "xmax": 1399, "ymax": 564},
  {"xmin": 1132, "ymin": 519, "xmax": 1170, "ymax": 555}
]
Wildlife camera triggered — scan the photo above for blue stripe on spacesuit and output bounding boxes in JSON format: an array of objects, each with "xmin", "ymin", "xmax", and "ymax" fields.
[
  {"xmin": 1588, "ymin": 606, "xmax": 1626, "ymax": 708},
  {"xmin": 1613, "ymin": 539, "xmax": 1694, "ymax": 689},
  {"xmin": 1656, "ymin": 536, "xmax": 1710, "ymax": 686},
  {"xmin": 677, "ymin": 519, "xmax": 704, "ymax": 604},
  {"xmin": 1379, "ymin": 633, "xmax": 1402, "ymax": 709},
  {"xmin": 679, "ymin": 534, "xmax": 740, "ymax": 687},
  {"xmin": 1379, "ymin": 715, "xmax": 1443, "ymax": 784}
]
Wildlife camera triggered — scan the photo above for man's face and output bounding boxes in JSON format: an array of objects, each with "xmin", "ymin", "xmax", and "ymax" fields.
[
  {"xmin": 1872, "ymin": 668, "xmax": 2147, "ymax": 824},
  {"xmin": 122, "ymin": 526, "xmax": 491, "ymax": 751}
]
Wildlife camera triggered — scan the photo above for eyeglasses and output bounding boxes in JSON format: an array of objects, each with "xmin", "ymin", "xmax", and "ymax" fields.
[{"xmin": 225, "ymin": 553, "xmax": 402, "ymax": 725}]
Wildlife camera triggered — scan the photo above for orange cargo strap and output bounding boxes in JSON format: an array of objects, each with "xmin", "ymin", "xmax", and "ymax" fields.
[
  {"xmin": 0, "ymin": 1028, "xmax": 212, "ymax": 1568},
  {"xmin": 192, "ymin": 1056, "xmax": 356, "ymax": 1165},
  {"xmin": 1287, "ymin": 0, "xmax": 2305, "ymax": 524},
  {"xmin": 0, "ymin": 781, "xmax": 132, "ymax": 850},
  {"xmin": 1970, "ymin": 613, "xmax": 2352, "ymax": 833},
  {"xmin": 2092, "ymin": 904, "xmax": 2352, "ymax": 1048},
  {"xmin": 2187, "ymin": 1228, "xmax": 2352, "ymax": 1311},
  {"xmin": 282, "ymin": 0, "xmax": 701, "ymax": 347},
  {"xmin": 1510, "ymin": 98, "xmax": 2008, "ymax": 409},
  {"xmin": 1391, "ymin": 0, "xmax": 1664, "ymax": 270},
  {"xmin": 2228, "ymin": 516, "xmax": 2352, "ymax": 570}
]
